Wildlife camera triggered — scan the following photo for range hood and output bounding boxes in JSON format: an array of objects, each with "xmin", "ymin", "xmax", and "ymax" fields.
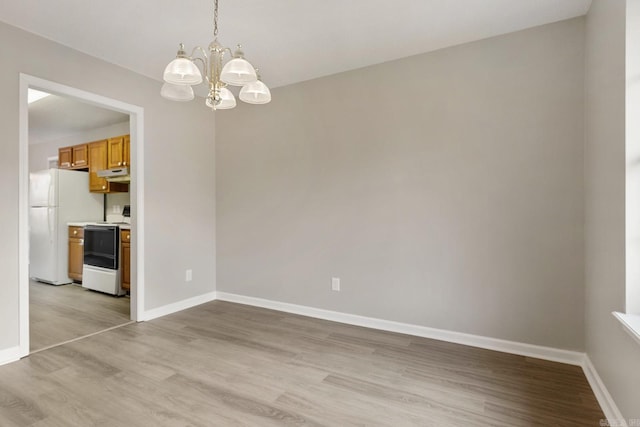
[{"xmin": 97, "ymin": 167, "xmax": 130, "ymax": 183}]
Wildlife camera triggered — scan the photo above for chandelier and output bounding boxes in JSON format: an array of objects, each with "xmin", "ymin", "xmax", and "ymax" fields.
[{"xmin": 160, "ymin": 0, "xmax": 271, "ymax": 110}]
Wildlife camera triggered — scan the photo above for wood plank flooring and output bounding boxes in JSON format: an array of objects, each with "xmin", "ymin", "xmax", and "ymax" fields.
[
  {"xmin": 29, "ymin": 280, "xmax": 130, "ymax": 352},
  {"xmin": 3, "ymin": 300, "xmax": 604, "ymax": 426}
]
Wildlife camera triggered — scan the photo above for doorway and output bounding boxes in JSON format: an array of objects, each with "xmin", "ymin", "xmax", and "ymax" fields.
[{"xmin": 18, "ymin": 74, "xmax": 146, "ymax": 357}]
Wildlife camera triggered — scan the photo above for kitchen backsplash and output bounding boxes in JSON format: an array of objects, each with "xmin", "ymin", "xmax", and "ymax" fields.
[{"xmin": 106, "ymin": 192, "xmax": 130, "ymax": 221}]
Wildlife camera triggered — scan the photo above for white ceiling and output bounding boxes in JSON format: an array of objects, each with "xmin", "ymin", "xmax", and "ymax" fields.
[
  {"xmin": 29, "ymin": 94, "xmax": 129, "ymax": 145},
  {"xmin": 1, "ymin": 0, "xmax": 592, "ymax": 89}
]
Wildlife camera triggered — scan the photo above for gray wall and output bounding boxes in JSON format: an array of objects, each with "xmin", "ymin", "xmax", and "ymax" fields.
[
  {"xmin": 0, "ymin": 21, "xmax": 216, "ymax": 351},
  {"xmin": 216, "ymin": 19, "xmax": 586, "ymax": 350},
  {"xmin": 585, "ymin": 0, "xmax": 640, "ymax": 419}
]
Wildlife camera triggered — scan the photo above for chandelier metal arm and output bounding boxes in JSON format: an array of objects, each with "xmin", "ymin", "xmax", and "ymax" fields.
[
  {"xmin": 190, "ymin": 46, "xmax": 209, "ymax": 61},
  {"xmin": 190, "ymin": 46, "xmax": 210, "ymax": 81},
  {"xmin": 191, "ymin": 56, "xmax": 208, "ymax": 83}
]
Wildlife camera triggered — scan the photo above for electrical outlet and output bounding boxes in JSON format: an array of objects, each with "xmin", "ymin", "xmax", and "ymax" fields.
[
  {"xmin": 186, "ymin": 269, "xmax": 193, "ymax": 282},
  {"xmin": 331, "ymin": 277, "xmax": 340, "ymax": 291}
]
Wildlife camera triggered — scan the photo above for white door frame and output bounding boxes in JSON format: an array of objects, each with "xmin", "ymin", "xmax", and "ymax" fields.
[{"xmin": 18, "ymin": 74, "xmax": 146, "ymax": 357}]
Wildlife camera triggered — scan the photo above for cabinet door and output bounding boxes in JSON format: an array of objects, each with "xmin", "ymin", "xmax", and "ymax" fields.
[
  {"xmin": 123, "ymin": 135, "xmax": 130, "ymax": 167},
  {"xmin": 68, "ymin": 227, "xmax": 84, "ymax": 282},
  {"xmin": 107, "ymin": 136, "xmax": 125, "ymax": 169},
  {"xmin": 71, "ymin": 144, "xmax": 88, "ymax": 169},
  {"xmin": 88, "ymin": 140, "xmax": 108, "ymax": 192},
  {"xmin": 121, "ymin": 238, "xmax": 131, "ymax": 291},
  {"xmin": 68, "ymin": 240, "xmax": 84, "ymax": 281},
  {"xmin": 58, "ymin": 147, "xmax": 72, "ymax": 169},
  {"xmin": 121, "ymin": 230, "xmax": 131, "ymax": 290}
]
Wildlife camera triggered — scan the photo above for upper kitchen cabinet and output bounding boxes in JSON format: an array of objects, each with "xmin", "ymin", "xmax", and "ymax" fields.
[
  {"xmin": 88, "ymin": 140, "xmax": 128, "ymax": 193},
  {"xmin": 58, "ymin": 146, "xmax": 71, "ymax": 168},
  {"xmin": 58, "ymin": 143, "xmax": 88, "ymax": 170},
  {"xmin": 107, "ymin": 135, "xmax": 130, "ymax": 169},
  {"xmin": 124, "ymin": 134, "xmax": 130, "ymax": 167}
]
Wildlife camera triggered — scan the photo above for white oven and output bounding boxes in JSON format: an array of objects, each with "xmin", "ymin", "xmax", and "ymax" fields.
[{"xmin": 82, "ymin": 224, "xmax": 125, "ymax": 296}]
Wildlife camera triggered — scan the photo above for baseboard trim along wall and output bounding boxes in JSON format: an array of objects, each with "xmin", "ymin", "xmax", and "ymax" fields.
[
  {"xmin": 216, "ymin": 292, "xmax": 583, "ymax": 364},
  {"xmin": 215, "ymin": 291, "xmax": 624, "ymax": 422},
  {"xmin": 582, "ymin": 355, "xmax": 628, "ymax": 426},
  {"xmin": 141, "ymin": 291, "xmax": 217, "ymax": 321},
  {"xmin": 0, "ymin": 346, "xmax": 21, "ymax": 367}
]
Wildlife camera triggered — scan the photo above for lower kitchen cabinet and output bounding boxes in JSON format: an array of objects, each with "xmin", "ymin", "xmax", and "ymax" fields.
[
  {"xmin": 68, "ymin": 226, "xmax": 84, "ymax": 282},
  {"xmin": 121, "ymin": 229, "xmax": 131, "ymax": 291}
]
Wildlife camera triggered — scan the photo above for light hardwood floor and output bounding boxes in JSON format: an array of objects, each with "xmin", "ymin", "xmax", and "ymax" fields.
[
  {"xmin": 29, "ymin": 280, "xmax": 130, "ymax": 352},
  {"xmin": 3, "ymin": 300, "xmax": 603, "ymax": 426}
]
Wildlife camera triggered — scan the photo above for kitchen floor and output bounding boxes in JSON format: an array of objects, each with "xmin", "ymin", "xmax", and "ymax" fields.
[{"xmin": 29, "ymin": 280, "xmax": 130, "ymax": 352}]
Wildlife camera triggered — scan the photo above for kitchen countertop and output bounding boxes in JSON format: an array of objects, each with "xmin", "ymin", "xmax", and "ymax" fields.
[{"xmin": 68, "ymin": 222, "xmax": 131, "ymax": 230}]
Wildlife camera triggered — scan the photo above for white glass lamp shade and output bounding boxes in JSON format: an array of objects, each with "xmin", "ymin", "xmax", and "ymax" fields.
[
  {"xmin": 217, "ymin": 87, "xmax": 237, "ymax": 109},
  {"xmin": 205, "ymin": 87, "xmax": 236, "ymax": 110},
  {"xmin": 220, "ymin": 58, "xmax": 257, "ymax": 86},
  {"xmin": 163, "ymin": 58, "xmax": 202, "ymax": 85},
  {"xmin": 239, "ymin": 80, "xmax": 271, "ymax": 104},
  {"xmin": 160, "ymin": 82, "xmax": 195, "ymax": 102},
  {"xmin": 206, "ymin": 87, "xmax": 237, "ymax": 110}
]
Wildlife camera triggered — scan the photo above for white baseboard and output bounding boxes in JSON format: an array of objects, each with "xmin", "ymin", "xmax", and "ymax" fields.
[
  {"xmin": 142, "ymin": 291, "xmax": 217, "ymax": 321},
  {"xmin": 215, "ymin": 292, "xmax": 584, "ymax": 366},
  {"xmin": 582, "ymin": 355, "xmax": 627, "ymax": 426},
  {"xmin": 0, "ymin": 346, "xmax": 22, "ymax": 367}
]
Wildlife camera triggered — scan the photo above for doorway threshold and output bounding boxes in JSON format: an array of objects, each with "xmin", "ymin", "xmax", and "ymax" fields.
[{"xmin": 28, "ymin": 320, "xmax": 135, "ymax": 355}]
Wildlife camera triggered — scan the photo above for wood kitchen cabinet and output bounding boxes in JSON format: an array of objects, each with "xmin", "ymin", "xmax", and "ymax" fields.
[
  {"xmin": 68, "ymin": 226, "xmax": 84, "ymax": 282},
  {"xmin": 121, "ymin": 229, "xmax": 131, "ymax": 291},
  {"xmin": 107, "ymin": 135, "xmax": 130, "ymax": 169},
  {"xmin": 58, "ymin": 146, "xmax": 72, "ymax": 169},
  {"xmin": 58, "ymin": 144, "xmax": 88, "ymax": 170},
  {"xmin": 123, "ymin": 134, "xmax": 130, "ymax": 167},
  {"xmin": 88, "ymin": 140, "xmax": 128, "ymax": 193}
]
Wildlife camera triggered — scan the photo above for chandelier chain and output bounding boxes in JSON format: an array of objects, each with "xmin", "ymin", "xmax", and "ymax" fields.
[{"xmin": 213, "ymin": 0, "xmax": 219, "ymax": 37}]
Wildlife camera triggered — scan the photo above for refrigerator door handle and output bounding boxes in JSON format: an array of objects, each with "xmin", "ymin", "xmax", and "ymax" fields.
[
  {"xmin": 48, "ymin": 208, "xmax": 53, "ymax": 244},
  {"xmin": 47, "ymin": 171, "xmax": 53, "ymax": 206}
]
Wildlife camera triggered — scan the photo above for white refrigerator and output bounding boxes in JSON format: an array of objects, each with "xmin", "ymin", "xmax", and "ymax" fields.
[{"xmin": 29, "ymin": 169, "xmax": 103, "ymax": 285}]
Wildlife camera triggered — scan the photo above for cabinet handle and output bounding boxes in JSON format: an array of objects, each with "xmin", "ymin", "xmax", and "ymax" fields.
[
  {"xmin": 71, "ymin": 163, "xmax": 75, "ymax": 166},
  {"xmin": 123, "ymin": 162, "xmax": 127, "ymax": 166},
  {"xmin": 73, "ymin": 230, "xmax": 77, "ymax": 235},
  {"xmin": 102, "ymin": 185, "xmax": 106, "ymax": 190},
  {"xmin": 126, "ymin": 234, "xmax": 130, "ymax": 240}
]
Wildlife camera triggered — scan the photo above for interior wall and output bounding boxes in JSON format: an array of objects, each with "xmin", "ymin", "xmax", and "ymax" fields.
[
  {"xmin": 216, "ymin": 19, "xmax": 586, "ymax": 350},
  {"xmin": 626, "ymin": 0, "xmax": 640, "ymax": 316},
  {"xmin": 29, "ymin": 121, "xmax": 130, "ymax": 172},
  {"xmin": 0, "ymin": 21, "xmax": 216, "ymax": 352},
  {"xmin": 585, "ymin": 0, "xmax": 640, "ymax": 419},
  {"xmin": 106, "ymin": 193, "xmax": 131, "ymax": 217}
]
